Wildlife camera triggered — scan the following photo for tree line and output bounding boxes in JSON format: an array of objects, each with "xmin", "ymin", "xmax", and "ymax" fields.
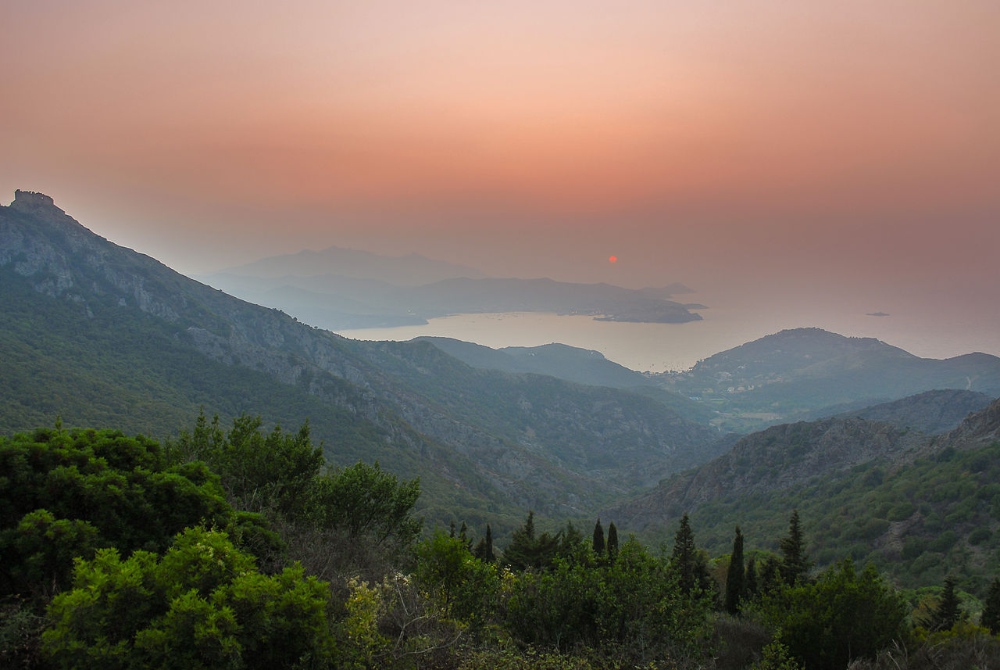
[{"xmin": 3, "ymin": 416, "xmax": 1000, "ymax": 669}]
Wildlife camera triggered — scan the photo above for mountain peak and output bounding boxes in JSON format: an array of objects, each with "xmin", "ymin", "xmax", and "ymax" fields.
[{"xmin": 10, "ymin": 190, "xmax": 64, "ymax": 216}]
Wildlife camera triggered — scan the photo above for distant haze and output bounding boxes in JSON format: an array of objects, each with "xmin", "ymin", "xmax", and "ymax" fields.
[{"xmin": 2, "ymin": 2, "xmax": 998, "ymax": 343}]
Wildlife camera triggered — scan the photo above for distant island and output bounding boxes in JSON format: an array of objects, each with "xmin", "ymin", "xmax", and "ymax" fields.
[{"xmin": 200, "ymin": 250, "xmax": 703, "ymax": 330}]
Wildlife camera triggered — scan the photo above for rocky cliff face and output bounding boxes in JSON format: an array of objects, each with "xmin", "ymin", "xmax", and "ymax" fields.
[{"xmin": 943, "ymin": 395, "xmax": 1000, "ymax": 449}]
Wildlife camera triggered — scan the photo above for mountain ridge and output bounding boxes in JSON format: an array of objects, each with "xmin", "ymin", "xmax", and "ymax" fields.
[
  {"xmin": 0, "ymin": 191, "xmax": 722, "ymax": 526},
  {"xmin": 654, "ymin": 327, "xmax": 1000, "ymax": 431}
]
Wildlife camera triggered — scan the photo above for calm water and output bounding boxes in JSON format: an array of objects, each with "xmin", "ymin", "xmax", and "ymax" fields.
[{"xmin": 336, "ymin": 292, "xmax": 1000, "ymax": 373}]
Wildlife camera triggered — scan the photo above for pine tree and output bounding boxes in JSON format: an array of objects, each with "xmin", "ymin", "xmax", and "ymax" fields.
[
  {"xmin": 671, "ymin": 513, "xmax": 701, "ymax": 595},
  {"xmin": 504, "ymin": 511, "xmax": 560, "ymax": 570},
  {"xmin": 607, "ymin": 522, "xmax": 619, "ymax": 564},
  {"xmin": 931, "ymin": 576, "xmax": 962, "ymax": 632},
  {"xmin": 982, "ymin": 577, "xmax": 1000, "ymax": 634},
  {"xmin": 593, "ymin": 519, "xmax": 605, "ymax": 556},
  {"xmin": 779, "ymin": 509, "xmax": 811, "ymax": 585},
  {"xmin": 724, "ymin": 526, "xmax": 745, "ymax": 615}
]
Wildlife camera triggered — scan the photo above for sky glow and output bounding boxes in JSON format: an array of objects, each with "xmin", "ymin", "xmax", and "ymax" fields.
[{"xmin": 1, "ymin": 1, "xmax": 997, "ymax": 310}]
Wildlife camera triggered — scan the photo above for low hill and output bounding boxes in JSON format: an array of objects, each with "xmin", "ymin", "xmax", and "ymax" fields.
[
  {"xmin": 607, "ymin": 395, "xmax": 1000, "ymax": 590},
  {"xmin": 415, "ymin": 338, "xmax": 651, "ymax": 389},
  {"xmin": 833, "ymin": 389, "xmax": 994, "ymax": 434},
  {"xmin": 654, "ymin": 328, "xmax": 1000, "ymax": 431}
]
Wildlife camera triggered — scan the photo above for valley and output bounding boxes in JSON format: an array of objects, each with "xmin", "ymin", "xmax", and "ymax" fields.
[{"xmin": 4, "ymin": 190, "xmax": 1000, "ymax": 668}]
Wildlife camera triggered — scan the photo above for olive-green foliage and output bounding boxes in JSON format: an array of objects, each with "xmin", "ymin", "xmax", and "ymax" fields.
[
  {"xmin": 759, "ymin": 559, "xmax": 908, "ymax": 670},
  {"xmin": 750, "ymin": 639, "xmax": 804, "ymax": 670},
  {"xmin": 308, "ymin": 461, "xmax": 421, "ymax": 547},
  {"xmin": 457, "ymin": 645, "xmax": 598, "ymax": 669},
  {"xmin": 0, "ymin": 427, "xmax": 233, "ymax": 600},
  {"xmin": 169, "ymin": 412, "xmax": 324, "ymax": 519},
  {"xmin": 684, "ymin": 440, "xmax": 1000, "ymax": 591},
  {"xmin": 42, "ymin": 526, "xmax": 335, "ymax": 669},
  {"xmin": 170, "ymin": 414, "xmax": 422, "ymax": 553},
  {"xmin": 505, "ymin": 538, "xmax": 713, "ymax": 661},
  {"xmin": 414, "ymin": 531, "xmax": 500, "ymax": 629}
]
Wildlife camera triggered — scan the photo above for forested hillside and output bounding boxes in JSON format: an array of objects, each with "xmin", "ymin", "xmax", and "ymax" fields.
[
  {"xmin": 0, "ymin": 191, "xmax": 723, "ymax": 531},
  {"xmin": 6, "ymin": 191, "xmax": 1000, "ymax": 667},
  {"xmin": 611, "ymin": 396, "xmax": 1000, "ymax": 591},
  {"xmin": 4, "ymin": 419, "xmax": 1000, "ymax": 669}
]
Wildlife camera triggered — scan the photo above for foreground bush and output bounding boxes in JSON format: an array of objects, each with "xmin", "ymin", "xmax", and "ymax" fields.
[{"xmin": 42, "ymin": 527, "xmax": 335, "ymax": 669}]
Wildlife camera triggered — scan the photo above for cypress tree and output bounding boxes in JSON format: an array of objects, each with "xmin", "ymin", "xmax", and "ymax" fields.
[
  {"xmin": 779, "ymin": 509, "xmax": 811, "ymax": 585},
  {"xmin": 724, "ymin": 526, "xmax": 745, "ymax": 615},
  {"xmin": 607, "ymin": 522, "xmax": 619, "ymax": 564},
  {"xmin": 474, "ymin": 523, "xmax": 496, "ymax": 563},
  {"xmin": 593, "ymin": 519, "xmax": 605, "ymax": 556},
  {"xmin": 982, "ymin": 577, "xmax": 1000, "ymax": 634}
]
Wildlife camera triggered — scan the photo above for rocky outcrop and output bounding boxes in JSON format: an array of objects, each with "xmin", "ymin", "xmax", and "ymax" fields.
[{"xmin": 942, "ymin": 396, "xmax": 1000, "ymax": 449}]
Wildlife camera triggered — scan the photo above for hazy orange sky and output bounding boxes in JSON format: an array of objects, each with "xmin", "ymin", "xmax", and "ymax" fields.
[{"xmin": 2, "ymin": 1, "xmax": 998, "ymax": 305}]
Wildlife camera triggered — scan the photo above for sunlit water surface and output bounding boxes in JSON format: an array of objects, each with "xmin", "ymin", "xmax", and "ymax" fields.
[{"xmin": 336, "ymin": 292, "xmax": 1000, "ymax": 373}]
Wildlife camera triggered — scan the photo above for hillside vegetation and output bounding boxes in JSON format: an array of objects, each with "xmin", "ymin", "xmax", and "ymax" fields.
[
  {"xmin": 0, "ymin": 191, "xmax": 723, "ymax": 532},
  {"xmin": 655, "ymin": 328, "xmax": 1000, "ymax": 431},
  {"xmin": 611, "ymin": 397, "xmax": 1000, "ymax": 591}
]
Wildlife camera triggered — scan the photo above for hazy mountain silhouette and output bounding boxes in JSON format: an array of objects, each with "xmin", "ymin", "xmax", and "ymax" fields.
[
  {"xmin": 0, "ymin": 191, "xmax": 720, "ymax": 524},
  {"xmin": 200, "ymin": 254, "xmax": 702, "ymax": 330},
  {"xmin": 653, "ymin": 327, "xmax": 1000, "ymax": 431}
]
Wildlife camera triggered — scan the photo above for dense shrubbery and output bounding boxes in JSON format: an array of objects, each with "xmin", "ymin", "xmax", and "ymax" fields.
[
  {"xmin": 43, "ymin": 527, "xmax": 336, "ymax": 669},
  {"xmin": 3, "ymin": 419, "xmax": 1000, "ymax": 669}
]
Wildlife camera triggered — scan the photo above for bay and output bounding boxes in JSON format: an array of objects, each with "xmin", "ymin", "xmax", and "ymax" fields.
[{"xmin": 335, "ymin": 292, "xmax": 1000, "ymax": 373}]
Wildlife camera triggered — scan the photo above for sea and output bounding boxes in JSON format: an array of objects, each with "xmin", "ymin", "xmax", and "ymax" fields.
[{"xmin": 335, "ymin": 291, "xmax": 1000, "ymax": 373}]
